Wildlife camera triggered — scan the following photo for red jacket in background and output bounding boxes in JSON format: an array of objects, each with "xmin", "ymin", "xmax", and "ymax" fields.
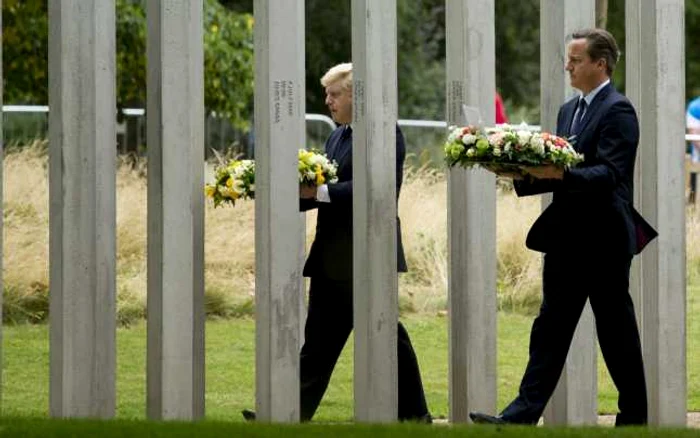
[{"xmin": 495, "ymin": 92, "xmax": 508, "ymax": 124}]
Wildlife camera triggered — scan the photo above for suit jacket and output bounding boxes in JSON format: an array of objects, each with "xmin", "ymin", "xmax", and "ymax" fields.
[
  {"xmin": 300, "ymin": 125, "xmax": 408, "ymax": 281},
  {"xmin": 513, "ymin": 83, "xmax": 657, "ymax": 255}
]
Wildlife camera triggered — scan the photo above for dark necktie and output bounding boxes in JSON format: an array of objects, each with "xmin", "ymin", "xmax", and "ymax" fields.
[{"xmin": 571, "ymin": 98, "xmax": 587, "ymax": 135}]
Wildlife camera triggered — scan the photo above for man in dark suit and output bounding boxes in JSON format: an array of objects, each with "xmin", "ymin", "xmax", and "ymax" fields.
[
  {"xmin": 244, "ymin": 63, "xmax": 431, "ymax": 423},
  {"xmin": 470, "ymin": 28, "xmax": 656, "ymax": 427}
]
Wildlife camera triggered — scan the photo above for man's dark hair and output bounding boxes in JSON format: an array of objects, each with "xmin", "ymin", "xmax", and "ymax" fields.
[{"xmin": 570, "ymin": 28, "xmax": 620, "ymax": 76}]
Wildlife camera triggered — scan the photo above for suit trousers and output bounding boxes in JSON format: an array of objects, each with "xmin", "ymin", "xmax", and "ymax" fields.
[
  {"xmin": 299, "ymin": 276, "xmax": 430, "ymax": 421},
  {"xmin": 500, "ymin": 249, "xmax": 647, "ymax": 425}
]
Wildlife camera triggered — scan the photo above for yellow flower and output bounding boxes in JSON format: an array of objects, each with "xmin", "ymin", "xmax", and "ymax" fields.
[
  {"xmin": 298, "ymin": 150, "xmax": 313, "ymax": 166},
  {"xmin": 226, "ymin": 177, "xmax": 234, "ymax": 188},
  {"xmin": 315, "ymin": 167, "xmax": 325, "ymax": 186},
  {"xmin": 204, "ymin": 185, "xmax": 216, "ymax": 198}
]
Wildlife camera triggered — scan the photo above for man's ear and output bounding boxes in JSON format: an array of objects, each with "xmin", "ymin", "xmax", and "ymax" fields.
[{"xmin": 598, "ymin": 58, "xmax": 607, "ymax": 72}]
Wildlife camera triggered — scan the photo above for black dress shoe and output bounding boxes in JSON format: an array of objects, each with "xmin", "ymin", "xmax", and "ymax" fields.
[
  {"xmin": 242, "ymin": 409, "xmax": 256, "ymax": 421},
  {"xmin": 411, "ymin": 413, "xmax": 433, "ymax": 424},
  {"xmin": 399, "ymin": 412, "xmax": 433, "ymax": 424},
  {"xmin": 469, "ymin": 412, "xmax": 507, "ymax": 425},
  {"xmin": 418, "ymin": 413, "xmax": 433, "ymax": 424}
]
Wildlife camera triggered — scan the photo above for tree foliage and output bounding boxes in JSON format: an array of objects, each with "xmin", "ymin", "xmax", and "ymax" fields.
[
  {"xmin": 202, "ymin": 0, "xmax": 254, "ymax": 130},
  {"xmin": 686, "ymin": 0, "xmax": 700, "ymax": 99},
  {"xmin": 4, "ymin": 0, "xmax": 700, "ymax": 127},
  {"xmin": 494, "ymin": 0, "xmax": 540, "ymax": 114},
  {"xmin": 2, "ymin": 0, "xmax": 254, "ymax": 130},
  {"xmin": 2, "ymin": 0, "xmax": 48, "ymax": 105},
  {"xmin": 303, "ymin": 0, "xmax": 447, "ymax": 119}
]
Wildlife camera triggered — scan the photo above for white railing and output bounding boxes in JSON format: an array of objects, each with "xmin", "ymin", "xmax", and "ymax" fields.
[{"xmin": 5, "ymin": 105, "xmax": 700, "ymax": 142}]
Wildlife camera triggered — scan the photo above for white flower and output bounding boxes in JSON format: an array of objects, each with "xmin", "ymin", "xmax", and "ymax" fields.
[
  {"xmin": 493, "ymin": 147, "xmax": 502, "ymax": 156},
  {"xmin": 517, "ymin": 130, "xmax": 532, "ymax": 145},
  {"xmin": 232, "ymin": 179, "xmax": 245, "ymax": 194},
  {"xmin": 310, "ymin": 155, "xmax": 325, "ymax": 166},
  {"xmin": 532, "ymin": 136, "xmax": 545, "ymax": 149},
  {"xmin": 488, "ymin": 132, "xmax": 504, "ymax": 147},
  {"xmin": 461, "ymin": 134, "xmax": 477, "ymax": 146},
  {"xmin": 220, "ymin": 187, "xmax": 232, "ymax": 198},
  {"xmin": 466, "ymin": 148, "xmax": 475, "ymax": 157},
  {"xmin": 447, "ymin": 130, "xmax": 460, "ymax": 143},
  {"xmin": 532, "ymin": 139, "xmax": 545, "ymax": 156}
]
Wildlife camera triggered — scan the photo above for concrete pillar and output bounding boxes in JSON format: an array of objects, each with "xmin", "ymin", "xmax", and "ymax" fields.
[
  {"xmin": 47, "ymin": 0, "xmax": 116, "ymax": 418},
  {"xmin": 351, "ymin": 0, "xmax": 399, "ymax": 423},
  {"xmin": 627, "ymin": 0, "xmax": 687, "ymax": 426},
  {"xmin": 445, "ymin": 0, "xmax": 497, "ymax": 423},
  {"xmin": 539, "ymin": 0, "xmax": 597, "ymax": 426},
  {"xmin": 146, "ymin": 0, "xmax": 205, "ymax": 420},
  {"xmin": 625, "ymin": 0, "xmax": 644, "ymax": 339},
  {"xmin": 253, "ymin": 0, "xmax": 304, "ymax": 423}
]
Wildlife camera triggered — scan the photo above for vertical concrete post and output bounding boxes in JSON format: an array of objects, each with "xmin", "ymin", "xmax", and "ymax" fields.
[
  {"xmin": 146, "ymin": 0, "xmax": 205, "ymax": 420},
  {"xmin": 626, "ymin": 0, "xmax": 644, "ymax": 336},
  {"xmin": 48, "ymin": 0, "xmax": 117, "ymax": 418},
  {"xmin": 351, "ymin": 0, "xmax": 399, "ymax": 423},
  {"xmin": 445, "ymin": 0, "xmax": 497, "ymax": 423},
  {"xmin": 253, "ymin": 0, "xmax": 305, "ymax": 423},
  {"xmin": 539, "ymin": 0, "xmax": 597, "ymax": 425},
  {"xmin": 628, "ymin": 0, "xmax": 687, "ymax": 426}
]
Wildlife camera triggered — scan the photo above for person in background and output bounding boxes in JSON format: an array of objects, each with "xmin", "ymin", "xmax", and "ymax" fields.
[
  {"xmin": 686, "ymin": 96, "xmax": 700, "ymax": 202},
  {"xmin": 495, "ymin": 91, "xmax": 509, "ymax": 124}
]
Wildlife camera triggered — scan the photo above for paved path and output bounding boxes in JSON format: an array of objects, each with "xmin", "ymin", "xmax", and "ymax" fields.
[
  {"xmin": 433, "ymin": 412, "xmax": 700, "ymax": 428},
  {"xmin": 597, "ymin": 412, "xmax": 700, "ymax": 428}
]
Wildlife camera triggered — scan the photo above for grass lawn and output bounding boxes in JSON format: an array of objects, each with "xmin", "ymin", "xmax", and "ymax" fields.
[
  {"xmin": 0, "ymin": 418, "xmax": 697, "ymax": 438},
  {"xmin": 3, "ymin": 285, "xmax": 698, "ymax": 422}
]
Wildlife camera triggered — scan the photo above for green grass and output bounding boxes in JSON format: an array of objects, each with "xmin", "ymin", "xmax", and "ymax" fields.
[
  {"xmin": 0, "ymin": 418, "xmax": 697, "ymax": 438},
  {"xmin": 688, "ymin": 284, "xmax": 700, "ymax": 410},
  {"xmin": 2, "ymin": 418, "xmax": 698, "ymax": 438},
  {"xmin": 3, "ymin": 304, "xmax": 698, "ymax": 421}
]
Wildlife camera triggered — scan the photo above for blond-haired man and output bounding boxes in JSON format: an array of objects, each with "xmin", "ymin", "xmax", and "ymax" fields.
[{"xmin": 244, "ymin": 62, "xmax": 431, "ymax": 423}]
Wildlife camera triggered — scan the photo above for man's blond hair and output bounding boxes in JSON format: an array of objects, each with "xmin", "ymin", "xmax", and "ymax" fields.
[{"xmin": 320, "ymin": 62, "xmax": 352, "ymax": 91}]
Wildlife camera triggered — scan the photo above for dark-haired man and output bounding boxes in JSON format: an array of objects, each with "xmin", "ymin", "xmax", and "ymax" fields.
[{"xmin": 470, "ymin": 28, "xmax": 656, "ymax": 427}]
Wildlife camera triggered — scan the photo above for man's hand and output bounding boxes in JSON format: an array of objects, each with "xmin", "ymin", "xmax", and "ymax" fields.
[
  {"xmin": 522, "ymin": 164, "xmax": 565, "ymax": 180},
  {"xmin": 481, "ymin": 163, "xmax": 525, "ymax": 180},
  {"xmin": 496, "ymin": 170, "xmax": 525, "ymax": 180},
  {"xmin": 300, "ymin": 184, "xmax": 317, "ymax": 199}
]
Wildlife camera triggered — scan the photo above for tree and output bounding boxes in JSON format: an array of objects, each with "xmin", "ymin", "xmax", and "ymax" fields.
[
  {"xmin": 605, "ymin": 0, "xmax": 625, "ymax": 89},
  {"xmin": 6, "ymin": 0, "xmax": 700, "ymax": 127},
  {"xmin": 303, "ymin": 0, "xmax": 447, "ymax": 120},
  {"xmin": 202, "ymin": 0, "xmax": 254, "ymax": 130},
  {"xmin": 2, "ymin": 0, "xmax": 48, "ymax": 105},
  {"xmin": 686, "ymin": 1, "xmax": 700, "ymax": 99},
  {"xmin": 2, "ymin": 0, "xmax": 255, "ymax": 130}
]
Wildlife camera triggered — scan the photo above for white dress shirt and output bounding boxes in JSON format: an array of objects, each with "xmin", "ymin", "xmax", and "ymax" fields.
[
  {"xmin": 574, "ymin": 79, "xmax": 610, "ymax": 122},
  {"xmin": 315, "ymin": 124, "xmax": 352, "ymax": 203}
]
